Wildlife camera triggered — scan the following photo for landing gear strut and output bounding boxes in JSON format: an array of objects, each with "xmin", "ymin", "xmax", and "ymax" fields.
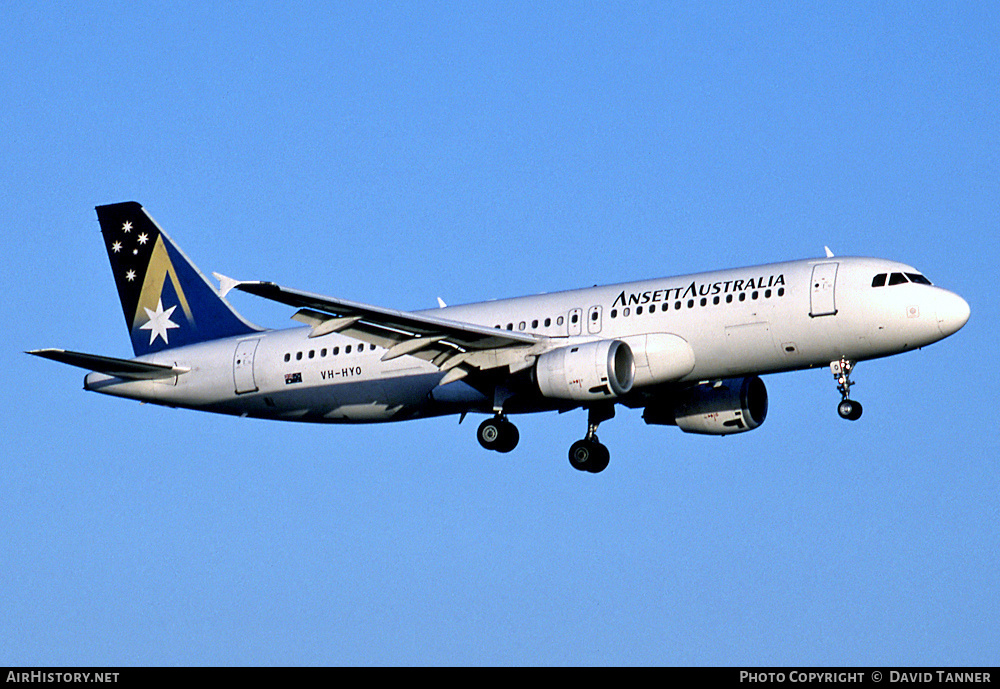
[
  {"xmin": 569, "ymin": 404, "xmax": 614, "ymax": 473},
  {"xmin": 477, "ymin": 415, "xmax": 519, "ymax": 453},
  {"xmin": 831, "ymin": 358, "xmax": 863, "ymax": 421}
]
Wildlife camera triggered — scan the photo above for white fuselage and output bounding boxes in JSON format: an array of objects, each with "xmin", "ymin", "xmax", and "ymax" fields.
[{"xmin": 83, "ymin": 256, "xmax": 969, "ymax": 423}]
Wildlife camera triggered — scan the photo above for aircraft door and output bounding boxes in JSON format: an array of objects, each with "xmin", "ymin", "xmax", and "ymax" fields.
[
  {"xmin": 810, "ymin": 263, "xmax": 839, "ymax": 317},
  {"xmin": 587, "ymin": 305, "xmax": 603, "ymax": 334},
  {"xmin": 233, "ymin": 338, "xmax": 260, "ymax": 394},
  {"xmin": 568, "ymin": 308, "xmax": 583, "ymax": 336}
]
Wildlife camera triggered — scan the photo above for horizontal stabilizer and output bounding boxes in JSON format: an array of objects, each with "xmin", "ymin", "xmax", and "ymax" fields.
[{"xmin": 27, "ymin": 349, "xmax": 188, "ymax": 380}]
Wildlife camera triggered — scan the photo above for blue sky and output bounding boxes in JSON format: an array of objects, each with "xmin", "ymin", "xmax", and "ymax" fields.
[{"xmin": 3, "ymin": 2, "xmax": 997, "ymax": 665}]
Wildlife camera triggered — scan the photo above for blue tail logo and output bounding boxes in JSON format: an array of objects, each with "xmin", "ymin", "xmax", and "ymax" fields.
[{"xmin": 96, "ymin": 202, "xmax": 259, "ymax": 356}]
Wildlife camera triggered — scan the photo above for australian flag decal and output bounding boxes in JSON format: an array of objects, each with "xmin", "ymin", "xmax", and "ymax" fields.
[{"xmin": 285, "ymin": 372, "xmax": 302, "ymax": 385}]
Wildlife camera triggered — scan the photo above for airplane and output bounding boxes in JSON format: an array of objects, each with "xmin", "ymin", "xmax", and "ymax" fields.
[{"xmin": 30, "ymin": 202, "xmax": 970, "ymax": 473}]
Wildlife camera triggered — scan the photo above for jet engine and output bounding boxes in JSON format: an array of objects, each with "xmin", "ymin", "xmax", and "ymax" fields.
[
  {"xmin": 642, "ymin": 376, "xmax": 768, "ymax": 435},
  {"xmin": 535, "ymin": 340, "xmax": 635, "ymax": 401}
]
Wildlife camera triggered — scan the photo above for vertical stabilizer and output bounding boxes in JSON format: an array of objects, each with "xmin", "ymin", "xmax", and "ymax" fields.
[{"xmin": 96, "ymin": 202, "xmax": 260, "ymax": 356}]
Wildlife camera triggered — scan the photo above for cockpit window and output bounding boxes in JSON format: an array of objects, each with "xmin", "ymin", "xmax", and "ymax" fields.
[{"xmin": 873, "ymin": 271, "xmax": 932, "ymax": 288}]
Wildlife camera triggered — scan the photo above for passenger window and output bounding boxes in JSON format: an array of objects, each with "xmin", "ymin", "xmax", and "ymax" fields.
[
  {"xmin": 557, "ymin": 316, "xmax": 564, "ymax": 326},
  {"xmin": 544, "ymin": 318, "xmax": 551, "ymax": 327},
  {"xmin": 889, "ymin": 273, "xmax": 908, "ymax": 286},
  {"xmin": 284, "ymin": 353, "xmax": 290, "ymax": 362},
  {"xmin": 872, "ymin": 273, "xmax": 887, "ymax": 287}
]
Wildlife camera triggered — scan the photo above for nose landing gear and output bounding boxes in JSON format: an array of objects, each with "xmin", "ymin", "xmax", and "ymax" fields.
[{"xmin": 831, "ymin": 358, "xmax": 863, "ymax": 421}]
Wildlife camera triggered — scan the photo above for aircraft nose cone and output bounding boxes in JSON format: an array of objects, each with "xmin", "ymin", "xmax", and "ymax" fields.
[{"xmin": 937, "ymin": 291, "xmax": 970, "ymax": 337}]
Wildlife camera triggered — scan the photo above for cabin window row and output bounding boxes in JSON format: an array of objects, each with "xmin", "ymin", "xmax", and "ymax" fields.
[
  {"xmin": 495, "ymin": 315, "xmax": 567, "ymax": 331},
  {"xmin": 283, "ymin": 342, "xmax": 373, "ymax": 362},
  {"xmin": 611, "ymin": 287, "xmax": 786, "ymax": 318},
  {"xmin": 489, "ymin": 287, "xmax": 786, "ymax": 332}
]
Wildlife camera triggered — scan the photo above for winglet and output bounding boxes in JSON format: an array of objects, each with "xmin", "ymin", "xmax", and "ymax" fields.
[
  {"xmin": 213, "ymin": 272, "xmax": 242, "ymax": 299},
  {"xmin": 824, "ymin": 246, "xmax": 835, "ymax": 258}
]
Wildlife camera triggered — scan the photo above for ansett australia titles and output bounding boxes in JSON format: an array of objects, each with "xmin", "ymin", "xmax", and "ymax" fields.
[{"xmin": 612, "ymin": 274, "xmax": 785, "ymax": 308}]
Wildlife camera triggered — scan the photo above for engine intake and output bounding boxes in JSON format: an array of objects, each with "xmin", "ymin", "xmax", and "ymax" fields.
[
  {"xmin": 642, "ymin": 376, "xmax": 768, "ymax": 435},
  {"xmin": 535, "ymin": 340, "xmax": 635, "ymax": 401}
]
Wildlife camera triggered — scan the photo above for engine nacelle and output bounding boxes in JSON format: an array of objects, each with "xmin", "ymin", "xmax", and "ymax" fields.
[
  {"xmin": 642, "ymin": 376, "xmax": 768, "ymax": 435},
  {"xmin": 535, "ymin": 340, "xmax": 635, "ymax": 401}
]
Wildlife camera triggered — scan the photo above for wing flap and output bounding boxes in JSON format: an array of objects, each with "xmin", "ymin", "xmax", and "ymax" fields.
[
  {"xmin": 236, "ymin": 280, "xmax": 542, "ymax": 350},
  {"xmin": 233, "ymin": 282, "xmax": 548, "ymax": 353},
  {"xmin": 231, "ymin": 279, "xmax": 551, "ymax": 376}
]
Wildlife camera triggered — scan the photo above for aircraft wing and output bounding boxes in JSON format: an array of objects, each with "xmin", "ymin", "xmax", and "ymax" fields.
[
  {"xmin": 27, "ymin": 349, "xmax": 188, "ymax": 380},
  {"xmin": 230, "ymin": 279, "xmax": 549, "ymax": 382}
]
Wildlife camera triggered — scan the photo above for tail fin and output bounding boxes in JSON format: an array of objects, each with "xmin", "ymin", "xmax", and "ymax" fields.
[{"xmin": 96, "ymin": 202, "xmax": 260, "ymax": 356}]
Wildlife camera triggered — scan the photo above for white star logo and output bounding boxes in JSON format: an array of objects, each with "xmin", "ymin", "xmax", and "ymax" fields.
[
  {"xmin": 125, "ymin": 269, "xmax": 136, "ymax": 281},
  {"xmin": 122, "ymin": 221, "xmax": 132, "ymax": 233},
  {"xmin": 137, "ymin": 233, "xmax": 148, "ymax": 245},
  {"xmin": 112, "ymin": 241, "xmax": 122, "ymax": 253},
  {"xmin": 139, "ymin": 298, "xmax": 180, "ymax": 345}
]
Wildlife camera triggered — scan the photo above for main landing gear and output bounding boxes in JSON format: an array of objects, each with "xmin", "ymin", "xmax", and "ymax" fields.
[
  {"xmin": 478, "ymin": 386, "xmax": 520, "ymax": 453},
  {"xmin": 477, "ymin": 414, "xmax": 519, "ymax": 453},
  {"xmin": 568, "ymin": 404, "xmax": 614, "ymax": 474},
  {"xmin": 831, "ymin": 358, "xmax": 863, "ymax": 421},
  {"xmin": 476, "ymin": 403, "xmax": 615, "ymax": 474}
]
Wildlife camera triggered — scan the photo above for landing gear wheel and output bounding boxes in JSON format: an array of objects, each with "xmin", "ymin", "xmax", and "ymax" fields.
[
  {"xmin": 837, "ymin": 399, "xmax": 863, "ymax": 421},
  {"xmin": 568, "ymin": 438, "xmax": 610, "ymax": 473},
  {"xmin": 496, "ymin": 420, "xmax": 519, "ymax": 453},
  {"xmin": 831, "ymin": 359, "xmax": 863, "ymax": 422},
  {"xmin": 477, "ymin": 416, "xmax": 519, "ymax": 453}
]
